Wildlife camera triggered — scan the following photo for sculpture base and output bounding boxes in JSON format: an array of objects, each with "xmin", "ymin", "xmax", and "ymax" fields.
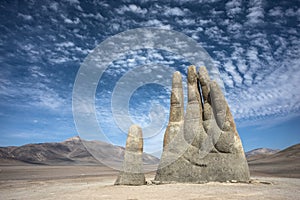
[
  {"xmin": 115, "ymin": 172, "xmax": 146, "ymax": 186},
  {"xmin": 155, "ymin": 151, "xmax": 250, "ymax": 183}
]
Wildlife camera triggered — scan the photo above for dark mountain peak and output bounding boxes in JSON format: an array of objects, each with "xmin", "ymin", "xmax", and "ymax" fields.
[{"xmin": 64, "ymin": 136, "xmax": 81, "ymax": 142}]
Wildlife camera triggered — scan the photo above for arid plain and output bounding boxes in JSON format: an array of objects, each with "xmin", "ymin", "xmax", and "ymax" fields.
[
  {"xmin": 0, "ymin": 165, "xmax": 299, "ymax": 200},
  {"xmin": 1, "ymin": 157, "xmax": 300, "ymax": 200}
]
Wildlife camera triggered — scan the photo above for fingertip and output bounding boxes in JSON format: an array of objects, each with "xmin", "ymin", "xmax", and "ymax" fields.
[
  {"xmin": 172, "ymin": 71, "xmax": 183, "ymax": 88},
  {"xmin": 187, "ymin": 65, "xmax": 197, "ymax": 84}
]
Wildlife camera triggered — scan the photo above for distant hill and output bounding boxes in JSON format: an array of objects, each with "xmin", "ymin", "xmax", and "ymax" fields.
[
  {"xmin": 0, "ymin": 136, "xmax": 159, "ymax": 166},
  {"xmin": 246, "ymin": 148, "xmax": 280, "ymax": 162},
  {"xmin": 2, "ymin": 138, "xmax": 299, "ymax": 178},
  {"xmin": 247, "ymin": 143, "xmax": 300, "ymax": 178}
]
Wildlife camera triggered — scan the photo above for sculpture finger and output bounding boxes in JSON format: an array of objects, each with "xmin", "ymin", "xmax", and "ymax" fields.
[
  {"xmin": 126, "ymin": 124, "xmax": 143, "ymax": 153},
  {"xmin": 187, "ymin": 65, "xmax": 202, "ymax": 108},
  {"xmin": 163, "ymin": 71, "xmax": 184, "ymax": 148},
  {"xmin": 210, "ymin": 80, "xmax": 240, "ymax": 134},
  {"xmin": 184, "ymin": 66, "xmax": 206, "ymax": 148},
  {"xmin": 169, "ymin": 71, "xmax": 184, "ymax": 123},
  {"xmin": 198, "ymin": 66, "xmax": 213, "ymax": 121},
  {"xmin": 115, "ymin": 124, "xmax": 145, "ymax": 185},
  {"xmin": 198, "ymin": 66, "xmax": 210, "ymax": 103},
  {"xmin": 209, "ymin": 81, "xmax": 227, "ymax": 130},
  {"xmin": 209, "ymin": 81, "xmax": 246, "ymax": 154}
]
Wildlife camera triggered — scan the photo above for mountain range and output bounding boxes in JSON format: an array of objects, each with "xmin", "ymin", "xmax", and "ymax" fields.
[
  {"xmin": 247, "ymin": 144, "xmax": 300, "ymax": 178},
  {"xmin": 0, "ymin": 136, "xmax": 159, "ymax": 166},
  {"xmin": 1, "ymin": 137, "xmax": 299, "ymax": 178}
]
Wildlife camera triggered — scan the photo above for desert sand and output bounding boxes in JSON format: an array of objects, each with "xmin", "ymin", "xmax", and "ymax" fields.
[{"xmin": 1, "ymin": 165, "xmax": 299, "ymax": 200}]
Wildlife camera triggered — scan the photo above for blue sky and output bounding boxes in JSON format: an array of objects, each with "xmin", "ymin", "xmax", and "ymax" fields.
[{"xmin": 0, "ymin": 0, "xmax": 300, "ymax": 154}]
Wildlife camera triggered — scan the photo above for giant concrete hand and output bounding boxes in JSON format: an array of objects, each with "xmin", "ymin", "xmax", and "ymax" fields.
[{"xmin": 155, "ymin": 66, "xmax": 250, "ymax": 183}]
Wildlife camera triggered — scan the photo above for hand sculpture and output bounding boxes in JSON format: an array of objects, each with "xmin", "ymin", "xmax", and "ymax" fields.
[{"xmin": 155, "ymin": 66, "xmax": 250, "ymax": 183}]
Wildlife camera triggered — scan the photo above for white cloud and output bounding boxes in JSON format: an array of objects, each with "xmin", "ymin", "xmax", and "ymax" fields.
[
  {"xmin": 285, "ymin": 8, "xmax": 300, "ymax": 17},
  {"xmin": 64, "ymin": 17, "xmax": 80, "ymax": 24},
  {"xmin": 197, "ymin": 19, "xmax": 212, "ymax": 26},
  {"xmin": 0, "ymin": 75, "xmax": 67, "ymax": 111},
  {"xmin": 224, "ymin": 61, "xmax": 243, "ymax": 86},
  {"xmin": 49, "ymin": 2, "xmax": 59, "ymax": 11},
  {"xmin": 226, "ymin": 0, "xmax": 242, "ymax": 17},
  {"xmin": 65, "ymin": 0, "xmax": 80, "ymax": 4},
  {"xmin": 116, "ymin": 4, "xmax": 147, "ymax": 15},
  {"xmin": 226, "ymin": 21, "xmax": 243, "ymax": 37},
  {"xmin": 246, "ymin": 0, "xmax": 265, "ymax": 25},
  {"xmin": 74, "ymin": 47, "xmax": 92, "ymax": 55},
  {"xmin": 9, "ymin": 132, "xmax": 50, "ymax": 139},
  {"xmin": 56, "ymin": 41, "xmax": 75, "ymax": 47},
  {"xmin": 247, "ymin": 9, "xmax": 264, "ymax": 24},
  {"xmin": 82, "ymin": 13, "xmax": 104, "ymax": 21},
  {"xmin": 18, "ymin": 13, "xmax": 33, "ymax": 21},
  {"xmin": 34, "ymin": 88, "xmax": 66, "ymax": 110},
  {"xmin": 237, "ymin": 112, "xmax": 300, "ymax": 130},
  {"xmin": 268, "ymin": 7, "xmax": 283, "ymax": 17},
  {"xmin": 29, "ymin": 66, "xmax": 46, "ymax": 77},
  {"xmin": 177, "ymin": 18, "xmax": 195, "ymax": 26},
  {"xmin": 164, "ymin": 7, "xmax": 186, "ymax": 16},
  {"xmin": 204, "ymin": 26, "xmax": 220, "ymax": 36},
  {"xmin": 246, "ymin": 47, "xmax": 258, "ymax": 61},
  {"xmin": 49, "ymin": 56, "xmax": 72, "ymax": 64},
  {"xmin": 204, "ymin": 26, "xmax": 229, "ymax": 44},
  {"xmin": 142, "ymin": 19, "xmax": 172, "ymax": 29},
  {"xmin": 227, "ymin": 56, "xmax": 300, "ymax": 128},
  {"xmin": 220, "ymin": 71, "xmax": 234, "ymax": 88}
]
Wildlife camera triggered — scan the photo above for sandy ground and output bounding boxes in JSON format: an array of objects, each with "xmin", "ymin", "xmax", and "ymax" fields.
[{"xmin": 1, "ymin": 165, "xmax": 299, "ymax": 200}]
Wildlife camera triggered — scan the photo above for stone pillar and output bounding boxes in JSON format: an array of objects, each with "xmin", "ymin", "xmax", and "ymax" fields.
[{"xmin": 115, "ymin": 125, "xmax": 146, "ymax": 185}]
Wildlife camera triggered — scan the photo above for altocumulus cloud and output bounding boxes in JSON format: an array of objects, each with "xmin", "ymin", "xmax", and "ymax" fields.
[{"xmin": 0, "ymin": 0, "xmax": 299, "ymax": 149}]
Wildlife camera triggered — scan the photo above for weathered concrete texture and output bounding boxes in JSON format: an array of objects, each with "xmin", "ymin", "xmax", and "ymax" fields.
[
  {"xmin": 115, "ymin": 125, "xmax": 146, "ymax": 185},
  {"xmin": 158, "ymin": 72, "xmax": 188, "ymax": 170},
  {"xmin": 163, "ymin": 71, "xmax": 184, "ymax": 148},
  {"xmin": 184, "ymin": 66, "xmax": 207, "ymax": 149},
  {"xmin": 155, "ymin": 66, "xmax": 250, "ymax": 183}
]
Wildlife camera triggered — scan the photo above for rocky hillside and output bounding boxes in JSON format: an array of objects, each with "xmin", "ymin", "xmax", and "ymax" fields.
[
  {"xmin": 247, "ymin": 143, "xmax": 300, "ymax": 178},
  {"xmin": 0, "ymin": 136, "xmax": 159, "ymax": 166},
  {"xmin": 246, "ymin": 148, "xmax": 280, "ymax": 162}
]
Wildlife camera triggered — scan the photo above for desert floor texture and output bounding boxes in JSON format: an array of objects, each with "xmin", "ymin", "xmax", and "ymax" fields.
[{"xmin": 0, "ymin": 165, "xmax": 300, "ymax": 200}]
